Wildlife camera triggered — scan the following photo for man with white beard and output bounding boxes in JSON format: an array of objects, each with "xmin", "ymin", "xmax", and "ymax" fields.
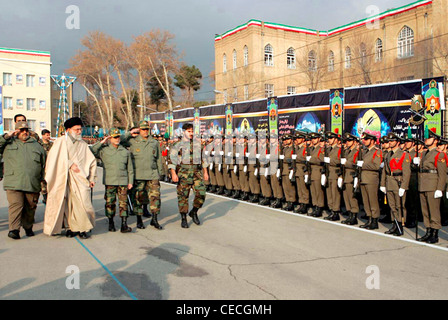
[{"xmin": 43, "ymin": 117, "xmax": 97, "ymax": 239}]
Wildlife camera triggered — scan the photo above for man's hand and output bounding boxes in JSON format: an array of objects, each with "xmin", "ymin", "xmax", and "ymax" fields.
[
  {"xmin": 128, "ymin": 184, "xmax": 133, "ymax": 190},
  {"xmin": 101, "ymin": 136, "xmax": 111, "ymax": 144},
  {"xmin": 7, "ymin": 130, "xmax": 20, "ymax": 139},
  {"xmin": 90, "ymin": 182, "xmax": 95, "ymax": 188},
  {"xmin": 130, "ymin": 128, "xmax": 140, "ymax": 135},
  {"xmin": 71, "ymin": 163, "xmax": 80, "ymax": 173},
  {"xmin": 204, "ymin": 171, "xmax": 209, "ymax": 182},
  {"xmin": 171, "ymin": 170, "xmax": 179, "ymax": 183}
]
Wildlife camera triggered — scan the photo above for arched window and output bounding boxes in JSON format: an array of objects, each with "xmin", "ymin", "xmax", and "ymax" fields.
[
  {"xmin": 398, "ymin": 26, "xmax": 414, "ymax": 58},
  {"xmin": 360, "ymin": 43, "xmax": 367, "ymax": 66},
  {"xmin": 223, "ymin": 54, "xmax": 227, "ymax": 73},
  {"xmin": 264, "ymin": 44, "xmax": 274, "ymax": 66},
  {"xmin": 328, "ymin": 51, "xmax": 335, "ymax": 72},
  {"xmin": 345, "ymin": 47, "xmax": 351, "ymax": 69},
  {"xmin": 287, "ymin": 47, "xmax": 296, "ymax": 69},
  {"xmin": 233, "ymin": 50, "xmax": 237, "ymax": 70},
  {"xmin": 308, "ymin": 50, "xmax": 316, "ymax": 71},
  {"xmin": 243, "ymin": 46, "xmax": 249, "ymax": 67},
  {"xmin": 375, "ymin": 38, "xmax": 383, "ymax": 62}
]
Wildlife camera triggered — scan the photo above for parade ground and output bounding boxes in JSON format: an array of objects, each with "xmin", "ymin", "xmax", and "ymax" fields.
[{"xmin": 1, "ymin": 169, "xmax": 448, "ymax": 300}]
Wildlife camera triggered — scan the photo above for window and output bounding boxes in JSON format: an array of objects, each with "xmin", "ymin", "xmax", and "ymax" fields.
[
  {"xmin": 287, "ymin": 47, "xmax": 296, "ymax": 69},
  {"xmin": 287, "ymin": 86, "xmax": 296, "ymax": 95},
  {"xmin": 398, "ymin": 26, "xmax": 414, "ymax": 59},
  {"xmin": 345, "ymin": 47, "xmax": 351, "ymax": 69},
  {"xmin": 27, "ymin": 98, "xmax": 36, "ymax": 111},
  {"xmin": 360, "ymin": 43, "xmax": 367, "ymax": 66},
  {"xmin": 4, "ymin": 118, "xmax": 13, "ymax": 131},
  {"xmin": 4, "ymin": 97, "xmax": 13, "ymax": 110},
  {"xmin": 223, "ymin": 54, "xmax": 227, "ymax": 73},
  {"xmin": 375, "ymin": 38, "xmax": 383, "ymax": 62},
  {"xmin": 265, "ymin": 84, "xmax": 274, "ymax": 98},
  {"xmin": 308, "ymin": 50, "xmax": 317, "ymax": 71},
  {"xmin": 328, "ymin": 51, "xmax": 335, "ymax": 72},
  {"xmin": 233, "ymin": 50, "xmax": 237, "ymax": 70},
  {"xmin": 39, "ymin": 100, "xmax": 46, "ymax": 110},
  {"xmin": 28, "ymin": 120, "xmax": 36, "ymax": 131},
  {"xmin": 3, "ymin": 73, "xmax": 12, "ymax": 86},
  {"xmin": 243, "ymin": 46, "xmax": 249, "ymax": 66},
  {"xmin": 244, "ymin": 85, "xmax": 249, "ymax": 100},
  {"xmin": 26, "ymin": 75, "xmax": 35, "ymax": 87},
  {"xmin": 16, "ymin": 99, "xmax": 23, "ymax": 108},
  {"xmin": 264, "ymin": 44, "xmax": 273, "ymax": 66},
  {"xmin": 53, "ymin": 99, "xmax": 59, "ymax": 108},
  {"xmin": 233, "ymin": 87, "xmax": 238, "ymax": 102}
]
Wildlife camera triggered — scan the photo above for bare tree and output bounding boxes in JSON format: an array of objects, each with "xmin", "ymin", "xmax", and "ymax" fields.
[{"xmin": 297, "ymin": 43, "xmax": 329, "ymax": 92}]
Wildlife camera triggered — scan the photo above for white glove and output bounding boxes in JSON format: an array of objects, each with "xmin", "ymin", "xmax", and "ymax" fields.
[
  {"xmin": 413, "ymin": 158, "xmax": 420, "ymax": 166},
  {"xmin": 234, "ymin": 165, "xmax": 238, "ymax": 174},
  {"xmin": 304, "ymin": 175, "xmax": 309, "ymax": 184},
  {"xmin": 353, "ymin": 177, "xmax": 359, "ymax": 189},
  {"xmin": 337, "ymin": 177, "xmax": 343, "ymax": 189},
  {"xmin": 210, "ymin": 163, "xmax": 214, "ymax": 171},
  {"xmin": 306, "ymin": 156, "xmax": 311, "ymax": 162},
  {"xmin": 218, "ymin": 164, "xmax": 222, "ymax": 172},
  {"xmin": 219, "ymin": 151, "xmax": 224, "ymax": 156},
  {"xmin": 340, "ymin": 158, "xmax": 347, "ymax": 165},
  {"xmin": 324, "ymin": 157, "xmax": 330, "ymax": 164},
  {"xmin": 243, "ymin": 165, "xmax": 247, "ymax": 173},
  {"xmin": 276, "ymin": 169, "xmax": 281, "ymax": 178},
  {"xmin": 380, "ymin": 162, "xmax": 384, "ymax": 169},
  {"xmin": 380, "ymin": 186, "xmax": 386, "ymax": 194},
  {"xmin": 254, "ymin": 168, "xmax": 258, "ymax": 176},
  {"xmin": 279, "ymin": 155, "xmax": 285, "ymax": 160},
  {"xmin": 264, "ymin": 168, "xmax": 269, "ymax": 177},
  {"xmin": 292, "ymin": 155, "xmax": 297, "ymax": 160},
  {"xmin": 204, "ymin": 151, "xmax": 209, "ymax": 156},
  {"xmin": 266, "ymin": 154, "xmax": 271, "ymax": 160},
  {"xmin": 256, "ymin": 154, "xmax": 260, "ymax": 159},
  {"xmin": 289, "ymin": 170, "xmax": 294, "ymax": 180},
  {"xmin": 211, "ymin": 151, "xmax": 215, "ymax": 156},
  {"xmin": 435, "ymin": 190, "xmax": 443, "ymax": 199},
  {"xmin": 227, "ymin": 152, "xmax": 232, "ymax": 157},
  {"xmin": 321, "ymin": 174, "xmax": 326, "ymax": 186},
  {"xmin": 357, "ymin": 161, "xmax": 364, "ymax": 168},
  {"xmin": 399, "ymin": 188, "xmax": 405, "ymax": 197},
  {"xmin": 245, "ymin": 152, "xmax": 250, "ymax": 157},
  {"xmin": 236, "ymin": 153, "xmax": 240, "ymax": 158},
  {"xmin": 446, "ymin": 192, "xmax": 448, "ymax": 199}
]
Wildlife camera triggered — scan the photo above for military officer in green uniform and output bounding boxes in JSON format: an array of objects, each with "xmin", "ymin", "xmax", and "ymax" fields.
[
  {"xmin": 308, "ymin": 132, "xmax": 325, "ymax": 217},
  {"xmin": 324, "ymin": 131, "xmax": 343, "ymax": 221},
  {"xmin": 293, "ymin": 131, "xmax": 310, "ymax": 214},
  {"xmin": 341, "ymin": 133, "xmax": 361, "ymax": 225},
  {"xmin": 258, "ymin": 132, "xmax": 273, "ymax": 206},
  {"xmin": 91, "ymin": 128, "xmax": 134, "ymax": 233},
  {"xmin": 247, "ymin": 133, "xmax": 261, "ymax": 203},
  {"xmin": 280, "ymin": 134, "xmax": 296, "ymax": 211},
  {"xmin": 169, "ymin": 123, "xmax": 209, "ymax": 228}
]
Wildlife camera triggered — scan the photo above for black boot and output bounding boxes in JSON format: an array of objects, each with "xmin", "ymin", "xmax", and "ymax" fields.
[
  {"xmin": 330, "ymin": 211, "xmax": 341, "ymax": 221},
  {"xmin": 181, "ymin": 213, "xmax": 189, "ymax": 228},
  {"xmin": 120, "ymin": 217, "xmax": 132, "ymax": 233},
  {"xmin": 259, "ymin": 197, "xmax": 269, "ymax": 206},
  {"xmin": 283, "ymin": 202, "xmax": 294, "ymax": 211},
  {"xmin": 8, "ymin": 230, "xmax": 20, "ymax": 240},
  {"xmin": 241, "ymin": 192, "xmax": 250, "ymax": 201},
  {"xmin": 360, "ymin": 218, "xmax": 372, "ymax": 229},
  {"xmin": 348, "ymin": 213, "xmax": 358, "ymax": 225},
  {"xmin": 210, "ymin": 185, "xmax": 217, "ymax": 193},
  {"xmin": 150, "ymin": 214, "xmax": 163, "ymax": 230},
  {"xmin": 79, "ymin": 232, "xmax": 90, "ymax": 239},
  {"xmin": 385, "ymin": 224, "xmax": 397, "ymax": 235},
  {"xmin": 427, "ymin": 229, "xmax": 439, "ymax": 244},
  {"xmin": 24, "ymin": 227, "xmax": 35, "ymax": 237},
  {"xmin": 189, "ymin": 207, "xmax": 201, "ymax": 225},
  {"xmin": 342, "ymin": 212, "xmax": 353, "ymax": 224},
  {"xmin": 417, "ymin": 228, "xmax": 432, "ymax": 242},
  {"xmin": 394, "ymin": 222, "xmax": 404, "ymax": 237},
  {"xmin": 324, "ymin": 211, "xmax": 335, "ymax": 221},
  {"xmin": 250, "ymin": 194, "xmax": 259, "ymax": 203},
  {"xmin": 270, "ymin": 198, "xmax": 282, "ymax": 208},
  {"xmin": 224, "ymin": 189, "xmax": 232, "ymax": 197},
  {"xmin": 367, "ymin": 218, "xmax": 379, "ymax": 230},
  {"xmin": 311, "ymin": 207, "xmax": 323, "ymax": 217},
  {"xmin": 232, "ymin": 190, "xmax": 241, "ymax": 199},
  {"xmin": 205, "ymin": 185, "xmax": 211, "ymax": 192},
  {"xmin": 216, "ymin": 186, "xmax": 225, "ymax": 195},
  {"xmin": 137, "ymin": 215, "xmax": 145, "ymax": 229},
  {"xmin": 65, "ymin": 230, "xmax": 79, "ymax": 238},
  {"xmin": 108, "ymin": 217, "xmax": 116, "ymax": 232},
  {"xmin": 293, "ymin": 204, "xmax": 303, "ymax": 214},
  {"xmin": 308, "ymin": 206, "xmax": 316, "ymax": 216},
  {"xmin": 143, "ymin": 205, "xmax": 152, "ymax": 218},
  {"xmin": 300, "ymin": 204, "xmax": 309, "ymax": 214}
]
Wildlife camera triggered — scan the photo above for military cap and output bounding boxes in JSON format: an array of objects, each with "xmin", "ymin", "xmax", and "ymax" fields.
[
  {"xmin": 325, "ymin": 131, "xmax": 338, "ymax": 139},
  {"xmin": 247, "ymin": 132, "xmax": 257, "ymax": 140},
  {"xmin": 109, "ymin": 128, "xmax": 121, "ymax": 138},
  {"xmin": 139, "ymin": 120, "xmax": 150, "ymax": 129},
  {"xmin": 361, "ymin": 132, "xmax": 377, "ymax": 142},
  {"xmin": 343, "ymin": 132, "xmax": 358, "ymax": 142},
  {"xmin": 15, "ymin": 121, "xmax": 30, "ymax": 130},
  {"xmin": 64, "ymin": 117, "xmax": 83, "ymax": 129},
  {"xmin": 379, "ymin": 136, "xmax": 389, "ymax": 144},
  {"xmin": 294, "ymin": 131, "xmax": 307, "ymax": 139},
  {"xmin": 438, "ymin": 138, "xmax": 448, "ymax": 146},
  {"xmin": 282, "ymin": 134, "xmax": 293, "ymax": 140},
  {"xmin": 427, "ymin": 127, "xmax": 442, "ymax": 140},
  {"xmin": 387, "ymin": 132, "xmax": 401, "ymax": 142},
  {"xmin": 309, "ymin": 132, "xmax": 322, "ymax": 140}
]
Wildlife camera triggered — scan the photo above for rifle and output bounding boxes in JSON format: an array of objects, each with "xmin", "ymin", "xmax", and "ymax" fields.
[
  {"xmin": 305, "ymin": 142, "xmax": 312, "ymax": 186},
  {"xmin": 322, "ymin": 133, "xmax": 329, "ymax": 188},
  {"xmin": 340, "ymin": 144, "xmax": 346, "ymax": 191},
  {"xmin": 291, "ymin": 146, "xmax": 297, "ymax": 183}
]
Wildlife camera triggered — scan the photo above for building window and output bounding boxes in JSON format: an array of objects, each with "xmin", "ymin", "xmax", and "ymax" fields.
[
  {"xmin": 265, "ymin": 84, "xmax": 274, "ymax": 98},
  {"xmin": 360, "ymin": 43, "xmax": 367, "ymax": 66},
  {"xmin": 243, "ymin": 46, "xmax": 249, "ymax": 67},
  {"xmin": 328, "ymin": 51, "xmax": 335, "ymax": 72},
  {"xmin": 287, "ymin": 47, "xmax": 296, "ymax": 69},
  {"xmin": 28, "ymin": 120, "xmax": 36, "ymax": 132},
  {"xmin": 3, "ymin": 73, "xmax": 12, "ymax": 86},
  {"xmin": 26, "ymin": 75, "xmax": 35, "ymax": 87},
  {"xmin": 233, "ymin": 50, "xmax": 237, "ymax": 70},
  {"xmin": 223, "ymin": 54, "xmax": 227, "ymax": 73},
  {"xmin": 264, "ymin": 44, "xmax": 274, "ymax": 67},
  {"xmin": 4, "ymin": 118, "xmax": 13, "ymax": 131},
  {"xmin": 287, "ymin": 86, "xmax": 296, "ymax": 95},
  {"xmin": 244, "ymin": 85, "xmax": 249, "ymax": 100},
  {"xmin": 27, "ymin": 98, "xmax": 36, "ymax": 111},
  {"xmin": 345, "ymin": 47, "xmax": 351, "ymax": 69},
  {"xmin": 233, "ymin": 87, "xmax": 238, "ymax": 102},
  {"xmin": 375, "ymin": 38, "xmax": 383, "ymax": 62},
  {"xmin": 39, "ymin": 100, "xmax": 46, "ymax": 110},
  {"xmin": 16, "ymin": 99, "xmax": 23, "ymax": 109},
  {"xmin": 308, "ymin": 50, "xmax": 317, "ymax": 71},
  {"xmin": 4, "ymin": 97, "xmax": 13, "ymax": 110},
  {"xmin": 53, "ymin": 99, "xmax": 59, "ymax": 108},
  {"xmin": 398, "ymin": 26, "xmax": 414, "ymax": 59}
]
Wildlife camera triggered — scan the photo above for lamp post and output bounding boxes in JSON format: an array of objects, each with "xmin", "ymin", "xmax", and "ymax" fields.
[{"xmin": 214, "ymin": 89, "xmax": 227, "ymax": 104}]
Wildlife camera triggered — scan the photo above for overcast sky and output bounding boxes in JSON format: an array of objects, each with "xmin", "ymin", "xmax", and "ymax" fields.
[{"xmin": 0, "ymin": 0, "xmax": 413, "ymax": 102}]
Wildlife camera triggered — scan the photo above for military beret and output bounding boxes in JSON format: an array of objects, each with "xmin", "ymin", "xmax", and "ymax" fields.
[
  {"xmin": 64, "ymin": 117, "xmax": 83, "ymax": 129},
  {"xmin": 361, "ymin": 132, "xmax": 377, "ymax": 142},
  {"xmin": 139, "ymin": 121, "xmax": 150, "ymax": 129},
  {"xmin": 109, "ymin": 128, "xmax": 121, "ymax": 138},
  {"xmin": 15, "ymin": 121, "xmax": 29, "ymax": 130}
]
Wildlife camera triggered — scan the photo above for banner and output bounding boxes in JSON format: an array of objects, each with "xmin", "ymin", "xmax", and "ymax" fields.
[
  {"xmin": 173, "ymin": 108, "xmax": 194, "ymax": 137},
  {"xmin": 422, "ymin": 77, "xmax": 445, "ymax": 136},
  {"xmin": 194, "ymin": 107, "xmax": 201, "ymax": 136},
  {"xmin": 199, "ymin": 104, "xmax": 225, "ymax": 136},
  {"xmin": 165, "ymin": 112, "xmax": 174, "ymax": 138},
  {"xmin": 149, "ymin": 112, "xmax": 166, "ymax": 137},
  {"xmin": 330, "ymin": 89, "xmax": 343, "ymax": 134},
  {"xmin": 233, "ymin": 99, "xmax": 268, "ymax": 135},
  {"xmin": 225, "ymin": 104, "xmax": 233, "ymax": 135},
  {"xmin": 267, "ymin": 97, "xmax": 278, "ymax": 136},
  {"xmin": 0, "ymin": 86, "xmax": 3, "ymax": 135}
]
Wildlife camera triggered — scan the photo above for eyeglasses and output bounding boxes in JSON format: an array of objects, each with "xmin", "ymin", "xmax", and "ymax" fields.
[{"xmin": 140, "ymin": 128, "xmax": 149, "ymax": 131}]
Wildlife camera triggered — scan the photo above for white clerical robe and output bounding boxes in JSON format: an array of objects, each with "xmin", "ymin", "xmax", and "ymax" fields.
[{"xmin": 43, "ymin": 135, "xmax": 97, "ymax": 235}]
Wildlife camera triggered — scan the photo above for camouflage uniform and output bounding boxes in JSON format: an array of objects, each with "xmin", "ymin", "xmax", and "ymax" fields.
[
  {"xmin": 105, "ymin": 186, "xmax": 128, "ymax": 218},
  {"xmin": 39, "ymin": 140, "xmax": 53, "ymax": 201}
]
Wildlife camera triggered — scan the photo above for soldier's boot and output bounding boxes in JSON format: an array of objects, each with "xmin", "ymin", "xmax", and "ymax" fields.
[
  {"xmin": 385, "ymin": 223, "xmax": 397, "ymax": 235},
  {"xmin": 8, "ymin": 230, "xmax": 20, "ymax": 240},
  {"xmin": 360, "ymin": 218, "xmax": 372, "ymax": 229},
  {"xmin": 394, "ymin": 222, "xmax": 404, "ymax": 237},
  {"xmin": 108, "ymin": 217, "xmax": 116, "ymax": 232},
  {"xmin": 311, "ymin": 207, "xmax": 323, "ymax": 217},
  {"xmin": 150, "ymin": 214, "xmax": 163, "ymax": 230},
  {"xmin": 189, "ymin": 207, "xmax": 201, "ymax": 225},
  {"xmin": 216, "ymin": 186, "xmax": 225, "ymax": 195},
  {"xmin": 341, "ymin": 212, "xmax": 353, "ymax": 224},
  {"xmin": 181, "ymin": 213, "xmax": 189, "ymax": 228},
  {"xmin": 24, "ymin": 227, "xmax": 34, "ymax": 237},
  {"xmin": 300, "ymin": 204, "xmax": 309, "ymax": 214},
  {"xmin": 143, "ymin": 205, "xmax": 152, "ymax": 218},
  {"xmin": 137, "ymin": 215, "xmax": 145, "ymax": 229},
  {"xmin": 324, "ymin": 211, "xmax": 335, "ymax": 220},
  {"xmin": 426, "ymin": 229, "xmax": 439, "ymax": 244},
  {"xmin": 417, "ymin": 228, "xmax": 432, "ymax": 242},
  {"xmin": 120, "ymin": 217, "xmax": 132, "ymax": 233},
  {"xmin": 250, "ymin": 194, "xmax": 259, "ymax": 203},
  {"xmin": 330, "ymin": 211, "xmax": 341, "ymax": 221},
  {"xmin": 283, "ymin": 202, "xmax": 294, "ymax": 211},
  {"xmin": 241, "ymin": 192, "xmax": 250, "ymax": 201},
  {"xmin": 42, "ymin": 193, "xmax": 47, "ymax": 205},
  {"xmin": 347, "ymin": 213, "xmax": 358, "ymax": 225},
  {"xmin": 224, "ymin": 189, "xmax": 232, "ymax": 197},
  {"xmin": 367, "ymin": 218, "xmax": 379, "ymax": 230},
  {"xmin": 293, "ymin": 204, "xmax": 303, "ymax": 214},
  {"xmin": 232, "ymin": 190, "xmax": 241, "ymax": 199},
  {"xmin": 210, "ymin": 185, "xmax": 217, "ymax": 193},
  {"xmin": 308, "ymin": 206, "xmax": 316, "ymax": 216},
  {"xmin": 270, "ymin": 198, "xmax": 282, "ymax": 208},
  {"xmin": 205, "ymin": 185, "xmax": 211, "ymax": 192}
]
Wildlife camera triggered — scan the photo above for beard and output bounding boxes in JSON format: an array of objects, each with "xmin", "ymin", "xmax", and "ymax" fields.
[{"xmin": 69, "ymin": 131, "xmax": 82, "ymax": 141}]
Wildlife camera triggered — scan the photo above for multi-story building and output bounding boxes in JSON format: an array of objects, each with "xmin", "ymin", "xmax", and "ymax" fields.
[
  {"xmin": 0, "ymin": 47, "xmax": 52, "ymax": 135},
  {"xmin": 214, "ymin": 0, "xmax": 448, "ymax": 104}
]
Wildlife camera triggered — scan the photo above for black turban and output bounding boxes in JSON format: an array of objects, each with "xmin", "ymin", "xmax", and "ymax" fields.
[{"xmin": 64, "ymin": 117, "xmax": 83, "ymax": 129}]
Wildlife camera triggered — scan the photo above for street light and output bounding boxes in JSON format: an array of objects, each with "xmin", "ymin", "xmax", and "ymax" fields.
[
  {"xmin": 214, "ymin": 89, "xmax": 227, "ymax": 103},
  {"xmin": 137, "ymin": 105, "xmax": 158, "ymax": 112}
]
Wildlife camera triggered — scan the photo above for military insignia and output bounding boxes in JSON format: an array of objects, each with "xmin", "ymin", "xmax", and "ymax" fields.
[
  {"xmin": 409, "ymin": 95, "xmax": 425, "ymax": 125},
  {"xmin": 442, "ymin": 159, "xmax": 446, "ymax": 163},
  {"xmin": 136, "ymin": 148, "xmax": 141, "ymax": 152}
]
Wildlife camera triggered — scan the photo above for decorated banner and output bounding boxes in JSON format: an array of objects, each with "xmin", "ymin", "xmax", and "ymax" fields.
[
  {"xmin": 173, "ymin": 108, "xmax": 194, "ymax": 137},
  {"xmin": 344, "ymin": 81, "xmax": 421, "ymax": 141},
  {"xmin": 330, "ymin": 89, "xmax": 343, "ymax": 134},
  {"xmin": 267, "ymin": 97, "xmax": 279, "ymax": 135},
  {"xmin": 149, "ymin": 112, "xmax": 166, "ymax": 136},
  {"xmin": 165, "ymin": 112, "xmax": 174, "ymax": 138},
  {"xmin": 233, "ymin": 99, "xmax": 268, "ymax": 135},
  {"xmin": 199, "ymin": 104, "xmax": 225, "ymax": 136},
  {"xmin": 194, "ymin": 107, "xmax": 201, "ymax": 135},
  {"xmin": 422, "ymin": 77, "xmax": 445, "ymax": 136},
  {"xmin": 0, "ymin": 86, "xmax": 3, "ymax": 135},
  {"xmin": 225, "ymin": 104, "xmax": 233, "ymax": 135}
]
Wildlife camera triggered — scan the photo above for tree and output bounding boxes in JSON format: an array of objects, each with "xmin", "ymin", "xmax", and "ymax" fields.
[
  {"xmin": 147, "ymin": 76, "xmax": 168, "ymax": 109},
  {"xmin": 297, "ymin": 43, "xmax": 329, "ymax": 92},
  {"xmin": 174, "ymin": 64, "xmax": 202, "ymax": 107}
]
